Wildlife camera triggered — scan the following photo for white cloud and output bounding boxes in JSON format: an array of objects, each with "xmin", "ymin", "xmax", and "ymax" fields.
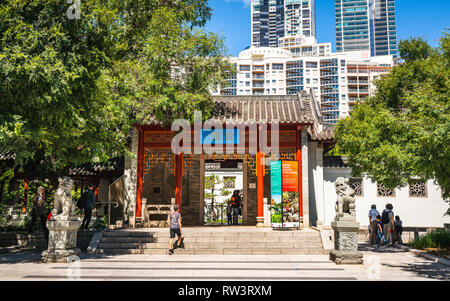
[{"xmin": 224, "ymin": 0, "xmax": 252, "ymax": 7}]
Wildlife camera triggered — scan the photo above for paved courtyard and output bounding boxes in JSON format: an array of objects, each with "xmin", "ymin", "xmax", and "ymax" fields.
[{"xmin": 0, "ymin": 244, "xmax": 448, "ymax": 281}]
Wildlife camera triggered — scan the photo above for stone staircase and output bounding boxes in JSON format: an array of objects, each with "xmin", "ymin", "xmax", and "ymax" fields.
[{"xmin": 94, "ymin": 227, "xmax": 326, "ymax": 255}]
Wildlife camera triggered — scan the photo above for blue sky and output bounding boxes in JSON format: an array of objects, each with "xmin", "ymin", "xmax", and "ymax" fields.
[{"xmin": 205, "ymin": 0, "xmax": 450, "ymax": 56}]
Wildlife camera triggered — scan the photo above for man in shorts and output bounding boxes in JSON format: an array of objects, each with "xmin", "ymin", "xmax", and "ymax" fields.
[{"xmin": 168, "ymin": 204, "xmax": 183, "ymax": 255}]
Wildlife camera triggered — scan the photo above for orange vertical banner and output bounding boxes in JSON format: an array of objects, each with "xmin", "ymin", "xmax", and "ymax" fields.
[
  {"xmin": 23, "ymin": 179, "xmax": 28, "ymax": 214},
  {"xmin": 136, "ymin": 127, "xmax": 144, "ymax": 217}
]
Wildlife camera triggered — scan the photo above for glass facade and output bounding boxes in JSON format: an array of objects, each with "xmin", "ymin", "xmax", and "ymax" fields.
[
  {"xmin": 335, "ymin": 0, "xmax": 398, "ymax": 57},
  {"xmin": 252, "ymin": 0, "xmax": 316, "ymax": 47}
]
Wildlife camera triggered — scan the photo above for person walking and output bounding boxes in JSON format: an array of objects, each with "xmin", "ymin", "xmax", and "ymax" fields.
[
  {"xmin": 28, "ymin": 186, "xmax": 49, "ymax": 245},
  {"xmin": 168, "ymin": 204, "xmax": 183, "ymax": 255},
  {"xmin": 81, "ymin": 183, "xmax": 96, "ymax": 231},
  {"xmin": 230, "ymin": 190, "xmax": 241, "ymax": 225},
  {"xmin": 381, "ymin": 203, "xmax": 395, "ymax": 245},
  {"xmin": 368, "ymin": 204, "xmax": 380, "ymax": 245}
]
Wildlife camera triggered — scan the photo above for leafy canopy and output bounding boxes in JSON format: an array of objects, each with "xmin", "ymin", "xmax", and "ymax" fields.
[
  {"xmin": 335, "ymin": 33, "xmax": 450, "ymax": 198},
  {"xmin": 0, "ymin": 0, "xmax": 232, "ymax": 175}
]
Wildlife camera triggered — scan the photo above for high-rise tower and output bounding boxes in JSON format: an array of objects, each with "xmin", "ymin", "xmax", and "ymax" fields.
[
  {"xmin": 370, "ymin": 0, "xmax": 398, "ymax": 56},
  {"xmin": 251, "ymin": 0, "xmax": 316, "ymax": 48},
  {"xmin": 335, "ymin": 0, "xmax": 397, "ymax": 56}
]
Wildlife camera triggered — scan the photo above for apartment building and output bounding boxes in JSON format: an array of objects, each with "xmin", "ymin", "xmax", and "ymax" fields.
[
  {"xmin": 251, "ymin": 0, "xmax": 316, "ymax": 47},
  {"xmin": 214, "ymin": 47, "xmax": 393, "ymax": 124}
]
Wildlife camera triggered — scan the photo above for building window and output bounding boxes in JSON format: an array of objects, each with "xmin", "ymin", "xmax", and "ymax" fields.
[
  {"xmin": 223, "ymin": 177, "xmax": 236, "ymax": 189},
  {"xmin": 377, "ymin": 183, "xmax": 395, "ymax": 197},
  {"xmin": 349, "ymin": 178, "xmax": 363, "ymax": 197},
  {"xmin": 409, "ymin": 180, "xmax": 427, "ymax": 197}
]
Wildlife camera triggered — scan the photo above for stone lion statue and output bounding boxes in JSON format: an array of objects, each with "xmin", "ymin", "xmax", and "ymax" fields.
[
  {"xmin": 52, "ymin": 177, "xmax": 75, "ymax": 218},
  {"xmin": 334, "ymin": 177, "xmax": 356, "ymax": 219}
]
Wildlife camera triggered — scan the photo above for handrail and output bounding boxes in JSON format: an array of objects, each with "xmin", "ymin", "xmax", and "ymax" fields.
[{"xmin": 95, "ymin": 201, "xmax": 119, "ymax": 228}]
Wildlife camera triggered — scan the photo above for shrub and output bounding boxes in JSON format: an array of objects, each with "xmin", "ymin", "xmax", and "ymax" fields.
[{"xmin": 410, "ymin": 229, "xmax": 450, "ymax": 250}]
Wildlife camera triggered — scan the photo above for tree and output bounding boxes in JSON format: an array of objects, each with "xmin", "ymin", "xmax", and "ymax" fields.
[
  {"xmin": 204, "ymin": 174, "xmax": 232, "ymax": 222},
  {"xmin": 335, "ymin": 33, "xmax": 450, "ymax": 200},
  {"xmin": 0, "ymin": 0, "xmax": 232, "ymax": 179}
]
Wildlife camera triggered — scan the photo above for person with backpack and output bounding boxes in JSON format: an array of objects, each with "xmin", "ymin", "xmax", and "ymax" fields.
[
  {"xmin": 368, "ymin": 204, "xmax": 380, "ymax": 245},
  {"xmin": 381, "ymin": 203, "xmax": 395, "ymax": 245},
  {"xmin": 168, "ymin": 204, "xmax": 184, "ymax": 255},
  {"xmin": 81, "ymin": 184, "xmax": 96, "ymax": 231},
  {"xmin": 76, "ymin": 189, "xmax": 87, "ymax": 212}
]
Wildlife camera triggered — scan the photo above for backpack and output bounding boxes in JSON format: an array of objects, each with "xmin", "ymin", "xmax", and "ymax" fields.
[
  {"xmin": 76, "ymin": 191, "xmax": 87, "ymax": 209},
  {"xmin": 381, "ymin": 210, "xmax": 391, "ymax": 224}
]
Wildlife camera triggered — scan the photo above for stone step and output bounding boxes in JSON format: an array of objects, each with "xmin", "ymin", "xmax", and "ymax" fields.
[
  {"xmin": 95, "ymin": 247, "xmax": 326, "ymax": 255},
  {"xmin": 96, "ymin": 229, "xmax": 324, "ymax": 255},
  {"xmin": 102, "ymin": 231, "xmax": 157, "ymax": 238},
  {"xmin": 99, "ymin": 236, "xmax": 319, "ymax": 244},
  {"xmin": 96, "ymin": 241, "xmax": 321, "ymax": 250},
  {"xmin": 100, "ymin": 237, "xmax": 158, "ymax": 243},
  {"xmin": 101, "ymin": 230, "xmax": 315, "ymax": 238}
]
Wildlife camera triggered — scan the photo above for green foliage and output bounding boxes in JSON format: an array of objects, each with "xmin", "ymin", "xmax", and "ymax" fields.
[
  {"xmin": 91, "ymin": 215, "xmax": 107, "ymax": 231},
  {"xmin": 410, "ymin": 229, "xmax": 450, "ymax": 250},
  {"xmin": 335, "ymin": 32, "xmax": 450, "ymax": 199},
  {"xmin": 399, "ymin": 37, "xmax": 434, "ymax": 63},
  {"xmin": 0, "ymin": 0, "xmax": 231, "ymax": 174}
]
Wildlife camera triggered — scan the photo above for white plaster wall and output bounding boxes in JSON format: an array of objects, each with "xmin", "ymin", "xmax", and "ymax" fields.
[
  {"xmin": 308, "ymin": 142, "xmax": 324, "ymax": 226},
  {"xmin": 323, "ymin": 168, "xmax": 450, "ymax": 227}
]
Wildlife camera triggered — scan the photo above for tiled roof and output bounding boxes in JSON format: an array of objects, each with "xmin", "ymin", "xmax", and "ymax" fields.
[
  {"xmin": 323, "ymin": 156, "xmax": 349, "ymax": 168},
  {"xmin": 309, "ymin": 126, "xmax": 335, "ymax": 141},
  {"xmin": 68, "ymin": 157, "xmax": 124, "ymax": 176},
  {"xmin": 0, "ymin": 153, "xmax": 15, "ymax": 161},
  {"xmin": 210, "ymin": 92, "xmax": 315, "ymax": 124},
  {"xmin": 144, "ymin": 91, "xmax": 317, "ymax": 125}
]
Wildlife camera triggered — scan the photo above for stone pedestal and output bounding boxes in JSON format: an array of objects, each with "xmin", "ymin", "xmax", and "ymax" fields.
[
  {"xmin": 41, "ymin": 217, "xmax": 81, "ymax": 263},
  {"xmin": 330, "ymin": 218, "xmax": 363, "ymax": 264}
]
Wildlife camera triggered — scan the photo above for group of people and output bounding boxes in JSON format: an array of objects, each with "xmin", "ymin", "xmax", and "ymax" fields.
[
  {"xmin": 368, "ymin": 203, "xmax": 403, "ymax": 247},
  {"xmin": 226, "ymin": 190, "xmax": 242, "ymax": 225}
]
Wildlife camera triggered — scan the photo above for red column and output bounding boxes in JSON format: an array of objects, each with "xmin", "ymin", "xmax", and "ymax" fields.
[
  {"xmin": 23, "ymin": 179, "xmax": 28, "ymax": 214},
  {"xmin": 296, "ymin": 126, "xmax": 303, "ymax": 218},
  {"xmin": 175, "ymin": 153, "xmax": 183, "ymax": 211},
  {"xmin": 256, "ymin": 125, "xmax": 264, "ymax": 223},
  {"xmin": 136, "ymin": 126, "xmax": 144, "ymax": 218}
]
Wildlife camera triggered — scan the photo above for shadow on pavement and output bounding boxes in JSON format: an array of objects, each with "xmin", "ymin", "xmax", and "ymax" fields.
[
  {"xmin": 0, "ymin": 250, "xmax": 43, "ymax": 264},
  {"xmin": 359, "ymin": 242, "xmax": 407, "ymax": 253},
  {"xmin": 0, "ymin": 249, "xmax": 116, "ymax": 264},
  {"xmin": 382, "ymin": 261, "xmax": 450, "ymax": 281}
]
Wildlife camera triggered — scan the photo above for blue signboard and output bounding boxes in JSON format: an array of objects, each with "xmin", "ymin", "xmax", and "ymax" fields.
[
  {"xmin": 270, "ymin": 161, "xmax": 283, "ymax": 228},
  {"xmin": 199, "ymin": 129, "xmax": 240, "ymax": 145}
]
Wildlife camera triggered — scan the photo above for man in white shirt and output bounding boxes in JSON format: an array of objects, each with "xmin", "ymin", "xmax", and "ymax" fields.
[{"xmin": 368, "ymin": 204, "xmax": 380, "ymax": 245}]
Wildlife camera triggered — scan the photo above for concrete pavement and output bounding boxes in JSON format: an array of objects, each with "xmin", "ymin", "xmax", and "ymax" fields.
[{"xmin": 0, "ymin": 244, "xmax": 448, "ymax": 281}]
